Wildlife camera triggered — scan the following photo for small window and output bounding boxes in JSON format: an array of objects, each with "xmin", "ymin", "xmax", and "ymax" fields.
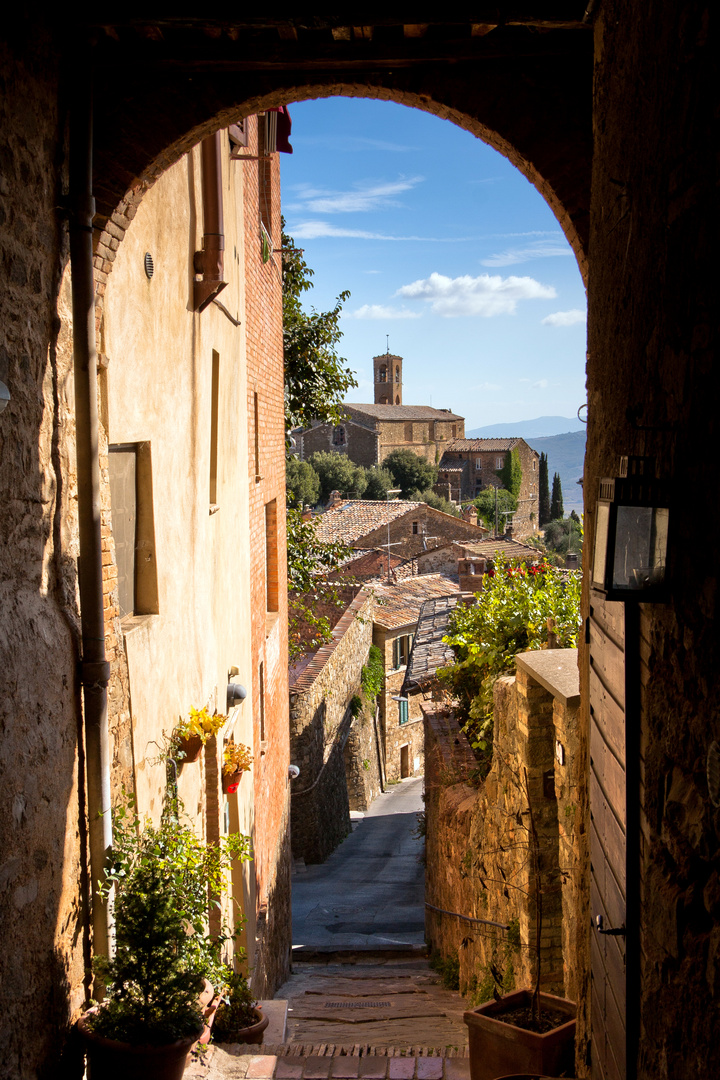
[
  {"xmin": 533, "ymin": 458, "xmax": 537, "ymax": 470},
  {"xmin": 412, "ymin": 521, "xmax": 419, "ymax": 535},
  {"xmin": 332, "ymin": 425, "xmax": 346, "ymax": 446},
  {"xmin": 398, "ymin": 699, "xmax": 409, "ymax": 725},
  {"xmin": 475, "ymin": 458, "xmax": 482, "ymax": 471},
  {"xmin": 393, "ymin": 634, "xmax": 414, "ymax": 669},
  {"xmin": 379, "ymin": 365, "xmax": 387, "ymax": 383},
  {"xmin": 395, "ymin": 366, "xmax": 400, "ymax": 383},
  {"xmin": 496, "ymin": 456, "xmax": 504, "ymax": 469},
  {"xmin": 395, "ymin": 395, "xmax": 400, "ymax": 404},
  {"xmin": 108, "ymin": 443, "xmax": 159, "ymax": 619}
]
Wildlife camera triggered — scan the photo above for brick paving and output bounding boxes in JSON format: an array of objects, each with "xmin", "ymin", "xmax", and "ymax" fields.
[{"xmin": 187, "ymin": 1045, "xmax": 470, "ymax": 1080}]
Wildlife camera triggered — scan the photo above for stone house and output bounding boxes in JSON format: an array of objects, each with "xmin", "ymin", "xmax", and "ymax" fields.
[
  {"xmin": 314, "ymin": 498, "xmax": 489, "ymax": 563},
  {"xmin": 371, "ymin": 574, "xmax": 461, "ymax": 781},
  {"xmin": 415, "ymin": 535, "xmax": 543, "ymax": 579},
  {"xmin": 436, "ymin": 438, "xmax": 540, "ymax": 536},
  {"xmin": 288, "ymin": 589, "xmax": 382, "ymax": 864}
]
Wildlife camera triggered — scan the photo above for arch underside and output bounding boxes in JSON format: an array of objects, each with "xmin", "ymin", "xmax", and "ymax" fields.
[{"xmin": 90, "ymin": 20, "xmax": 592, "ymax": 284}]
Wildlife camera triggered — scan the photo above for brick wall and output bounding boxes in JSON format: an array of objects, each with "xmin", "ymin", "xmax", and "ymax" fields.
[{"xmin": 243, "ymin": 114, "xmax": 291, "ymax": 991}]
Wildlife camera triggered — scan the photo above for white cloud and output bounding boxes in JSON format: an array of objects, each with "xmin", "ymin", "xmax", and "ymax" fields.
[
  {"xmin": 541, "ymin": 309, "xmax": 587, "ymax": 326},
  {"xmin": 533, "ymin": 379, "xmax": 549, "ymax": 389},
  {"xmin": 287, "ymin": 176, "xmax": 423, "ymax": 215},
  {"xmin": 290, "ymin": 221, "xmax": 398, "ymax": 240},
  {"xmin": 347, "ymin": 304, "xmax": 421, "ymax": 321},
  {"xmin": 395, "ymin": 272, "xmax": 556, "ymax": 318},
  {"xmin": 471, "ymin": 381, "xmax": 502, "ymax": 392},
  {"xmin": 481, "ymin": 239, "xmax": 572, "ymax": 266},
  {"xmin": 364, "ymin": 270, "xmax": 382, "ymax": 275}
]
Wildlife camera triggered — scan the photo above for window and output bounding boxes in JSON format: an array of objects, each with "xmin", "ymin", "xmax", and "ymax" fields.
[
  {"xmin": 395, "ymin": 366, "xmax": 400, "ymax": 383},
  {"xmin": 253, "ymin": 391, "xmax": 261, "ymax": 480},
  {"xmin": 258, "ymin": 115, "xmax": 274, "ymax": 238},
  {"xmin": 108, "ymin": 443, "xmax": 159, "ymax": 619},
  {"xmin": 475, "ymin": 458, "xmax": 482, "ymax": 471},
  {"xmin": 228, "ymin": 120, "xmax": 248, "ymax": 153},
  {"xmin": 209, "ymin": 350, "xmax": 220, "ymax": 507},
  {"xmin": 379, "ymin": 365, "xmax": 387, "ymax": 382},
  {"xmin": 393, "ymin": 633, "xmax": 414, "ymax": 669},
  {"xmin": 395, "ymin": 395, "xmax": 400, "ymax": 404},
  {"xmin": 412, "ymin": 521, "xmax": 419, "ymax": 534},
  {"xmin": 265, "ymin": 499, "xmax": 278, "ymax": 619},
  {"xmin": 496, "ymin": 456, "xmax": 504, "ymax": 469},
  {"xmin": 332, "ymin": 425, "xmax": 346, "ymax": 446},
  {"xmin": 398, "ymin": 699, "xmax": 409, "ymax": 725}
]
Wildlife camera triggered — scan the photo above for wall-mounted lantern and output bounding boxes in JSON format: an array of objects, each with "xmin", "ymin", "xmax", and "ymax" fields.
[{"xmin": 591, "ymin": 456, "xmax": 670, "ymax": 602}]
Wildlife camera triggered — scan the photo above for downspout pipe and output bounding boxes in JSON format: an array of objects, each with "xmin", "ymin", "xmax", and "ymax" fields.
[
  {"xmin": 193, "ymin": 132, "xmax": 228, "ymax": 312},
  {"xmin": 68, "ymin": 66, "xmax": 112, "ymax": 969}
]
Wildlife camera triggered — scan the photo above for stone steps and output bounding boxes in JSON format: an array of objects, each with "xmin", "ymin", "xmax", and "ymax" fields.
[{"xmin": 188, "ymin": 1044, "xmax": 471, "ymax": 1080}]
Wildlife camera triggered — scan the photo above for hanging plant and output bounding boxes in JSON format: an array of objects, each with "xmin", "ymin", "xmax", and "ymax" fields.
[
  {"xmin": 173, "ymin": 706, "xmax": 227, "ymax": 762},
  {"xmin": 222, "ymin": 740, "xmax": 254, "ymax": 794}
]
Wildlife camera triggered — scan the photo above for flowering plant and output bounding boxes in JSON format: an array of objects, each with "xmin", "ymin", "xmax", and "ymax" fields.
[
  {"xmin": 222, "ymin": 740, "xmax": 254, "ymax": 777},
  {"xmin": 175, "ymin": 706, "xmax": 226, "ymax": 745}
]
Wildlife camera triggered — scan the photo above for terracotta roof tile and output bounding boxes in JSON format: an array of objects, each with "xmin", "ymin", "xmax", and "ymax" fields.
[
  {"xmin": 445, "ymin": 438, "xmax": 524, "ymax": 452},
  {"xmin": 314, "ymin": 500, "xmax": 425, "ymax": 545},
  {"xmin": 289, "ymin": 589, "xmax": 373, "ymax": 693},
  {"xmin": 346, "ymin": 403, "xmax": 464, "ymax": 423},
  {"xmin": 371, "ymin": 573, "xmax": 460, "ymax": 631}
]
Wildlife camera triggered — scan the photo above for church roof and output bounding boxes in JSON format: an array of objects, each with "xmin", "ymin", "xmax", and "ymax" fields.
[
  {"xmin": 345, "ymin": 403, "xmax": 464, "ymax": 424},
  {"xmin": 444, "ymin": 438, "xmax": 528, "ymax": 452}
]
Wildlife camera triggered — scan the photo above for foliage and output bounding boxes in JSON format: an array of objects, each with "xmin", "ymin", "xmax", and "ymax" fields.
[
  {"xmin": 543, "ymin": 516, "xmax": 583, "ymax": 559},
  {"xmin": 174, "ymin": 706, "xmax": 226, "ymax": 747},
  {"xmin": 361, "ymin": 644, "xmax": 385, "ymax": 703},
  {"xmin": 416, "ymin": 489, "xmax": 460, "ymax": 516},
  {"xmin": 308, "ymin": 450, "xmax": 368, "ymax": 502},
  {"xmin": 439, "ymin": 555, "xmax": 581, "ymax": 757},
  {"xmin": 363, "ymin": 464, "xmax": 395, "ymax": 500},
  {"xmin": 286, "ymin": 507, "xmax": 354, "ymax": 664},
  {"xmin": 222, "ymin": 740, "xmax": 254, "ymax": 776},
  {"xmin": 213, "ymin": 968, "xmax": 258, "ymax": 1039},
  {"xmin": 497, "ymin": 449, "xmax": 522, "ymax": 500},
  {"xmin": 282, "ymin": 224, "xmax": 357, "ymax": 431},
  {"xmin": 429, "ymin": 950, "xmax": 460, "ymax": 991},
  {"xmin": 550, "ymin": 471, "xmax": 564, "ymax": 520},
  {"xmin": 349, "ymin": 694, "xmax": 363, "ymax": 718},
  {"xmin": 90, "ymin": 796, "xmax": 251, "ymax": 1044},
  {"xmin": 383, "ymin": 448, "xmax": 438, "ymax": 498},
  {"xmin": 472, "ymin": 487, "xmax": 517, "ymax": 532},
  {"xmin": 538, "ymin": 452, "xmax": 551, "ymax": 526},
  {"xmin": 286, "ymin": 456, "xmax": 320, "ymax": 508}
]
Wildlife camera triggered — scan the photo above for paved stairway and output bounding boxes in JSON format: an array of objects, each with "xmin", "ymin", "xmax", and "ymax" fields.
[{"xmin": 187, "ymin": 956, "xmax": 470, "ymax": 1080}]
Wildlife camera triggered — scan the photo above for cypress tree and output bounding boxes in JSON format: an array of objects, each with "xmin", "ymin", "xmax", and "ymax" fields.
[
  {"xmin": 539, "ymin": 452, "xmax": 551, "ymax": 526},
  {"xmin": 550, "ymin": 472, "xmax": 564, "ymax": 520}
]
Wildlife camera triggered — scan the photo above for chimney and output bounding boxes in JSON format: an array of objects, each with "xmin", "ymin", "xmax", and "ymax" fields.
[
  {"xmin": 458, "ymin": 557, "xmax": 486, "ymax": 594},
  {"xmin": 504, "ymin": 524, "xmax": 514, "ymax": 540},
  {"xmin": 462, "ymin": 505, "xmax": 478, "ymax": 527},
  {"xmin": 301, "ymin": 505, "xmax": 313, "ymax": 522},
  {"xmin": 327, "ymin": 489, "xmax": 343, "ymax": 509}
]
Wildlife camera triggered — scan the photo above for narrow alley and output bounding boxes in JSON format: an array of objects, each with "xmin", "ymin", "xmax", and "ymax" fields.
[{"xmin": 188, "ymin": 778, "xmax": 470, "ymax": 1080}]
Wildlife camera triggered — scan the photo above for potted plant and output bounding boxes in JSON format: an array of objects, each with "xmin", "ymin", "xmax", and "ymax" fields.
[
  {"xmin": 173, "ymin": 705, "xmax": 227, "ymax": 762},
  {"xmin": 212, "ymin": 969, "xmax": 269, "ymax": 1044},
  {"xmin": 79, "ymin": 797, "xmax": 251, "ymax": 1079},
  {"xmin": 222, "ymin": 739, "xmax": 253, "ymax": 794}
]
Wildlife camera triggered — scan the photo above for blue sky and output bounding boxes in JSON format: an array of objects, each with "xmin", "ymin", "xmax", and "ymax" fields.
[{"xmin": 280, "ymin": 97, "xmax": 587, "ymax": 432}]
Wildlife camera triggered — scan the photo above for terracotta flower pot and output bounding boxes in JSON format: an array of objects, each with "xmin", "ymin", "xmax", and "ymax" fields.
[
  {"xmin": 176, "ymin": 734, "xmax": 203, "ymax": 762},
  {"xmin": 213, "ymin": 1005, "xmax": 269, "ymax": 1044},
  {"xmin": 222, "ymin": 769, "xmax": 243, "ymax": 794},
  {"xmin": 78, "ymin": 1011, "xmax": 199, "ymax": 1080},
  {"xmin": 464, "ymin": 989, "xmax": 576, "ymax": 1080}
]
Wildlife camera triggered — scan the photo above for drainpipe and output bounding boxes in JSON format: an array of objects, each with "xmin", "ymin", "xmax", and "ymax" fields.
[
  {"xmin": 68, "ymin": 67, "xmax": 112, "ymax": 968},
  {"xmin": 193, "ymin": 132, "xmax": 228, "ymax": 312}
]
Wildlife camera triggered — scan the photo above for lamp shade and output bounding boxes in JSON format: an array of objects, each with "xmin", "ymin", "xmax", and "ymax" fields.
[{"xmin": 591, "ymin": 457, "xmax": 670, "ymax": 601}]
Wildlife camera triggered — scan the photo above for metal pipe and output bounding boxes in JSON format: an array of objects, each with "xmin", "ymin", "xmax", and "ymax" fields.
[
  {"xmin": 68, "ymin": 63, "xmax": 112, "ymax": 970},
  {"xmin": 193, "ymin": 132, "xmax": 228, "ymax": 312}
]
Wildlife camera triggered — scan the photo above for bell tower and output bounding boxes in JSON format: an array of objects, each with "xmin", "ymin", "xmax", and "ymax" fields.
[{"xmin": 373, "ymin": 352, "xmax": 403, "ymax": 405}]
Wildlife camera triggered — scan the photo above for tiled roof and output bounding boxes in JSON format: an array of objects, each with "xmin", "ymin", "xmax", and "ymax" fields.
[
  {"xmin": 371, "ymin": 573, "xmax": 460, "ymax": 631},
  {"xmin": 402, "ymin": 594, "xmax": 464, "ymax": 694},
  {"xmin": 437, "ymin": 461, "xmax": 466, "ymax": 473},
  {"xmin": 453, "ymin": 537, "xmax": 542, "ymax": 561},
  {"xmin": 345, "ymin": 403, "xmax": 464, "ymax": 423},
  {"xmin": 289, "ymin": 589, "xmax": 372, "ymax": 693},
  {"xmin": 444, "ymin": 438, "xmax": 523, "ymax": 452},
  {"xmin": 314, "ymin": 500, "xmax": 425, "ymax": 545}
]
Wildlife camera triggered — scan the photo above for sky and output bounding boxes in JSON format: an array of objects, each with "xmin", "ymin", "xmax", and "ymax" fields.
[{"xmin": 279, "ymin": 97, "xmax": 588, "ymax": 432}]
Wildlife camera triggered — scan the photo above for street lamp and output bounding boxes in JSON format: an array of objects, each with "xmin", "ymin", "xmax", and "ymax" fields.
[{"xmin": 591, "ymin": 456, "xmax": 670, "ymax": 601}]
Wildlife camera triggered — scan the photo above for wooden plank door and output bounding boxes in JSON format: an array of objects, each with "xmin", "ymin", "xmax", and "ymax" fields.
[{"xmin": 589, "ymin": 598, "xmax": 629, "ymax": 1080}]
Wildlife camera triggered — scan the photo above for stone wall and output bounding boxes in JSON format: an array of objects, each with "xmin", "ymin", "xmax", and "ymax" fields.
[
  {"xmin": 289, "ymin": 590, "xmax": 375, "ymax": 862},
  {"xmin": 374, "ymin": 626, "xmax": 426, "ymax": 783},
  {"xmin": 301, "ymin": 419, "xmax": 379, "ymax": 468},
  {"xmin": 344, "ymin": 701, "xmax": 383, "ymax": 811},
  {"xmin": 355, "ymin": 505, "xmax": 487, "ymax": 555},
  {"xmin": 424, "ymin": 650, "xmax": 582, "ymax": 1016}
]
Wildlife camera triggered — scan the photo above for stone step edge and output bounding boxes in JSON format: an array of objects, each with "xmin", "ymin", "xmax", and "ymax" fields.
[{"xmin": 223, "ymin": 1044, "xmax": 469, "ymax": 1058}]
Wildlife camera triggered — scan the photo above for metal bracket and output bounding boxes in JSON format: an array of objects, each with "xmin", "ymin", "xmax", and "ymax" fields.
[{"xmin": 595, "ymin": 913, "xmax": 626, "ymax": 936}]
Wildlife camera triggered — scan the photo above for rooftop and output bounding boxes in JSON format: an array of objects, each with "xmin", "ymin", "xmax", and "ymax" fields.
[
  {"xmin": 401, "ymin": 594, "xmax": 465, "ymax": 695},
  {"xmin": 314, "ymin": 500, "xmax": 425, "ymax": 546},
  {"xmin": 452, "ymin": 537, "xmax": 541, "ymax": 561},
  {"xmin": 345, "ymin": 403, "xmax": 464, "ymax": 424},
  {"xmin": 443, "ymin": 438, "xmax": 526, "ymax": 453},
  {"xmin": 371, "ymin": 573, "xmax": 460, "ymax": 631}
]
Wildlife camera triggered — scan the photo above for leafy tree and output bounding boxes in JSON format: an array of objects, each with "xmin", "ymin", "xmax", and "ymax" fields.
[
  {"xmin": 550, "ymin": 472, "xmax": 564, "ymax": 520},
  {"xmin": 282, "ymin": 224, "xmax": 357, "ymax": 431},
  {"xmin": 497, "ymin": 449, "xmax": 522, "ymax": 500},
  {"xmin": 308, "ymin": 450, "xmax": 368, "ymax": 502},
  {"xmin": 472, "ymin": 487, "xmax": 517, "ymax": 532},
  {"xmin": 286, "ymin": 457, "xmax": 320, "ymax": 508},
  {"xmin": 544, "ymin": 516, "xmax": 583, "ymax": 559},
  {"xmin": 538, "ymin": 452, "xmax": 551, "ymax": 526},
  {"xmin": 286, "ymin": 508, "xmax": 353, "ymax": 663},
  {"xmin": 384, "ymin": 448, "xmax": 438, "ymax": 498},
  {"xmin": 439, "ymin": 555, "xmax": 581, "ymax": 762},
  {"xmin": 364, "ymin": 464, "xmax": 395, "ymax": 500},
  {"xmin": 416, "ymin": 489, "xmax": 460, "ymax": 516}
]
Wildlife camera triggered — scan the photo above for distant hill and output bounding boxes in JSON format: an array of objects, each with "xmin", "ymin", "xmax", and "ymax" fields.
[
  {"xmin": 527, "ymin": 429, "xmax": 586, "ymax": 513},
  {"xmin": 466, "ymin": 415, "xmax": 585, "ymax": 439}
]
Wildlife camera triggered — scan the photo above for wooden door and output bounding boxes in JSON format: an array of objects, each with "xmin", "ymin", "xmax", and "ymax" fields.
[{"xmin": 589, "ymin": 598, "xmax": 630, "ymax": 1080}]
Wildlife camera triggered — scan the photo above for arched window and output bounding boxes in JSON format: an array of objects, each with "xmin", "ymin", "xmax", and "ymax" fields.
[
  {"xmin": 395, "ymin": 366, "xmax": 400, "ymax": 382},
  {"xmin": 379, "ymin": 365, "xmax": 387, "ymax": 382},
  {"xmin": 395, "ymin": 395, "xmax": 400, "ymax": 404}
]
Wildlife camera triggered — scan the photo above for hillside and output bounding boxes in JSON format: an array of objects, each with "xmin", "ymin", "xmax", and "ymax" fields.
[
  {"xmin": 466, "ymin": 415, "xmax": 585, "ymax": 439},
  {"xmin": 527, "ymin": 429, "xmax": 586, "ymax": 513}
]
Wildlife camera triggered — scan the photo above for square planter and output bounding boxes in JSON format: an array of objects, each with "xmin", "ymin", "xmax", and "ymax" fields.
[{"xmin": 464, "ymin": 989, "xmax": 576, "ymax": 1080}]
